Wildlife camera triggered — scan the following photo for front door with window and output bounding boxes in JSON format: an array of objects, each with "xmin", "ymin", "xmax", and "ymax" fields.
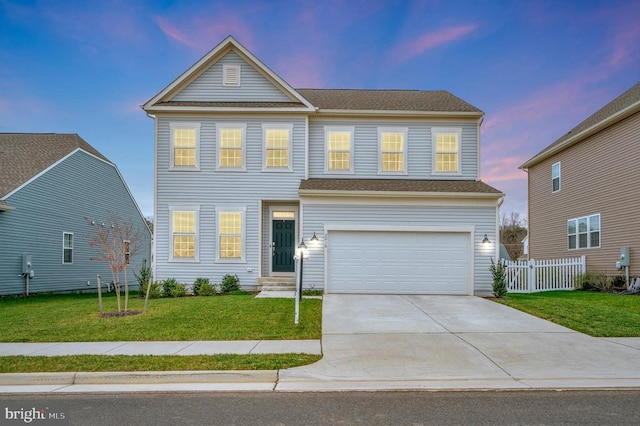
[{"xmin": 272, "ymin": 220, "xmax": 295, "ymax": 273}]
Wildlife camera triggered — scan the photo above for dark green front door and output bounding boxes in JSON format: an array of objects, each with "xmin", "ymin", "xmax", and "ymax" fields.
[{"xmin": 272, "ymin": 220, "xmax": 295, "ymax": 273}]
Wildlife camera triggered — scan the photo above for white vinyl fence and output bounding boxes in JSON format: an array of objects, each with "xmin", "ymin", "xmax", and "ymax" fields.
[{"xmin": 505, "ymin": 256, "xmax": 586, "ymax": 293}]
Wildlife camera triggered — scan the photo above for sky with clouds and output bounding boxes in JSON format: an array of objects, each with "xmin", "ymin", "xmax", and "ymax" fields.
[{"xmin": 1, "ymin": 0, "xmax": 639, "ymax": 219}]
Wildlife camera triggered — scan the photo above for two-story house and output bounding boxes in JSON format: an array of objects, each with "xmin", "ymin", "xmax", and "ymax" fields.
[
  {"xmin": 142, "ymin": 36, "xmax": 502, "ymax": 295},
  {"xmin": 521, "ymin": 81, "xmax": 640, "ymax": 276},
  {"xmin": 0, "ymin": 133, "xmax": 151, "ymax": 296}
]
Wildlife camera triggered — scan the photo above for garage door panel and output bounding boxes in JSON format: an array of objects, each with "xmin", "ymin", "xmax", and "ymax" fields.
[{"xmin": 327, "ymin": 230, "xmax": 470, "ymax": 294}]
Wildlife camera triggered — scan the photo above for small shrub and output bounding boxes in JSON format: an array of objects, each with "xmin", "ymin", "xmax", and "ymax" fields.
[
  {"xmin": 172, "ymin": 283, "xmax": 187, "ymax": 298},
  {"xmin": 134, "ymin": 260, "xmax": 152, "ymax": 296},
  {"xmin": 192, "ymin": 277, "xmax": 210, "ymax": 296},
  {"xmin": 490, "ymin": 258, "xmax": 508, "ymax": 298},
  {"xmin": 577, "ymin": 272, "xmax": 610, "ymax": 292},
  {"xmin": 140, "ymin": 281, "xmax": 162, "ymax": 299},
  {"xmin": 302, "ymin": 288, "xmax": 324, "ymax": 296},
  {"xmin": 198, "ymin": 280, "xmax": 217, "ymax": 296},
  {"xmin": 161, "ymin": 278, "xmax": 179, "ymax": 298},
  {"xmin": 609, "ymin": 275, "xmax": 627, "ymax": 290},
  {"xmin": 220, "ymin": 274, "xmax": 240, "ymax": 294}
]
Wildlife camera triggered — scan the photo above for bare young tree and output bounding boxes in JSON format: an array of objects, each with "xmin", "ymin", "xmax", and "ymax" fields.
[{"xmin": 85, "ymin": 213, "xmax": 143, "ymax": 313}]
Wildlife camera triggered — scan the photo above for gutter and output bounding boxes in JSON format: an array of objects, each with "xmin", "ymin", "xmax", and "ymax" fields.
[{"xmin": 298, "ymin": 189, "xmax": 503, "ymax": 199}]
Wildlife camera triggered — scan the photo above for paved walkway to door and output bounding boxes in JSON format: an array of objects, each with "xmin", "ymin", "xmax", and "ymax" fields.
[{"xmin": 278, "ymin": 295, "xmax": 640, "ymax": 390}]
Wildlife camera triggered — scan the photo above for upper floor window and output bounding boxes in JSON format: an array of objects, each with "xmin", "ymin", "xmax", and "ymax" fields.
[
  {"xmin": 379, "ymin": 128, "xmax": 408, "ymax": 174},
  {"xmin": 433, "ymin": 128, "xmax": 461, "ymax": 174},
  {"xmin": 552, "ymin": 162, "xmax": 561, "ymax": 193},
  {"xmin": 223, "ymin": 64, "xmax": 241, "ymax": 86},
  {"xmin": 216, "ymin": 208, "xmax": 246, "ymax": 262},
  {"xmin": 123, "ymin": 240, "xmax": 130, "ymax": 265},
  {"xmin": 62, "ymin": 232, "xmax": 73, "ymax": 264},
  {"xmin": 568, "ymin": 214, "xmax": 600, "ymax": 250},
  {"xmin": 217, "ymin": 123, "xmax": 246, "ymax": 171},
  {"xmin": 170, "ymin": 123, "xmax": 200, "ymax": 170},
  {"xmin": 170, "ymin": 207, "xmax": 199, "ymax": 261},
  {"xmin": 325, "ymin": 126, "xmax": 354, "ymax": 173},
  {"xmin": 263, "ymin": 124, "xmax": 293, "ymax": 171}
]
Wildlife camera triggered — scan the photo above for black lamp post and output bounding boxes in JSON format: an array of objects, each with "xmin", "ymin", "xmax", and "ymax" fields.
[{"xmin": 295, "ymin": 238, "xmax": 307, "ymax": 324}]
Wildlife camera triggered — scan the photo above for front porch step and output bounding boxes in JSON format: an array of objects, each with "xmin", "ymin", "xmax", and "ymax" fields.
[{"xmin": 257, "ymin": 277, "xmax": 296, "ymax": 291}]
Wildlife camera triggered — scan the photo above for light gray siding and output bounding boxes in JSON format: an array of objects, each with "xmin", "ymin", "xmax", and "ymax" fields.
[
  {"xmin": 307, "ymin": 117, "xmax": 479, "ymax": 179},
  {"xmin": 154, "ymin": 115, "xmax": 305, "ymax": 286},
  {"xmin": 300, "ymin": 201, "xmax": 497, "ymax": 295},
  {"xmin": 0, "ymin": 151, "xmax": 151, "ymax": 296},
  {"xmin": 172, "ymin": 51, "xmax": 293, "ymax": 103}
]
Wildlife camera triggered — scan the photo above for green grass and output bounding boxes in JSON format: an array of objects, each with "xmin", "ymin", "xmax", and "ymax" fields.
[
  {"xmin": 0, "ymin": 354, "xmax": 322, "ymax": 373},
  {"xmin": 495, "ymin": 291, "xmax": 640, "ymax": 337},
  {"xmin": 0, "ymin": 292, "xmax": 322, "ymax": 342}
]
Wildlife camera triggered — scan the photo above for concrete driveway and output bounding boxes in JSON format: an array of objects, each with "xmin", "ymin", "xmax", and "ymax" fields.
[{"xmin": 278, "ymin": 295, "xmax": 640, "ymax": 390}]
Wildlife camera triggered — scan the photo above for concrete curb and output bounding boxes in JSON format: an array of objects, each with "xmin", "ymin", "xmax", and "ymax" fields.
[{"xmin": 0, "ymin": 370, "xmax": 278, "ymax": 386}]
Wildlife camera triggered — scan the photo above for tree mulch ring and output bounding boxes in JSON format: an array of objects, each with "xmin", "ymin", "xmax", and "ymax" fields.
[{"xmin": 99, "ymin": 310, "xmax": 141, "ymax": 318}]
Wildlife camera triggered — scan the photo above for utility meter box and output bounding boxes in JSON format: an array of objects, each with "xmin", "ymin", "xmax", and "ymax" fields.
[
  {"xmin": 620, "ymin": 247, "xmax": 630, "ymax": 267},
  {"xmin": 22, "ymin": 254, "xmax": 32, "ymax": 275}
]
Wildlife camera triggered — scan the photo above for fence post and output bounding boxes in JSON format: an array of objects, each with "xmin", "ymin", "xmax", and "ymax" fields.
[
  {"xmin": 580, "ymin": 255, "xmax": 586, "ymax": 275},
  {"xmin": 528, "ymin": 259, "xmax": 536, "ymax": 293}
]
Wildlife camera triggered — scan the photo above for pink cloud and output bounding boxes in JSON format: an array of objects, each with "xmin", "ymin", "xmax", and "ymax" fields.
[
  {"xmin": 276, "ymin": 53, "xmax": 325, "ymax": 88},
  {"xmin": 392, "ymin": 24, "xmax": 479, "ymax": 63}
]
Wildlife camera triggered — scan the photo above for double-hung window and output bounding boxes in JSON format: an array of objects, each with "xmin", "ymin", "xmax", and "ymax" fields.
[
  {"xmin": 216, "ymin": 208, "xmax": 245, "ymax": 261},
  {"xmin": 263, "ymin": 124, "xmax": 293, "ymax": 171},
  {"xmin": 552, "ymin": 162, "xmax": 561, "ymax": 193},
  {"xmin": 170, "ymin": 123, "xmax": 200, "ymax": 170},
  {"xmin": 433, "ymin": 128, "xmax": 461, "ymax": 174},
  {"xmin": 217, "ymin": 123, "xmax": 246, "ymax": 170},
  {"xmin": 170, "ymin": 207, "xmax": 199, "ymax": 261},
  {"xmin": 325, "ymin": 126, "xmax": 354, "ymax": 173},
  {"xmin": 63, "ymin": 232, "xmax": 73, "ymax": 264},
  {"xmin": 379, "ymin": 127, "xmax": 408, "ymax": 174},
  {"xmin": 123, "ymin": 240, "xmax": 131, "ymax": 265},
  {"xmin": 568, "ymin": 214, "xmax": 600, "ymax": 250}
]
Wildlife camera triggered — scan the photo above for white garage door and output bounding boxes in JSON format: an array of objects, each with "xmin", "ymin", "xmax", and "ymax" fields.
[{"xmin": 327, "ymin": 230, "xmax": 471, "ymax": 294}]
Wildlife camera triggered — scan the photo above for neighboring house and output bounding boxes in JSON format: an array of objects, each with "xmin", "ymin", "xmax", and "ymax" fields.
[
  {"xmin": 521, "ymin": 81, "xmax": 640, "ymax": 276},
  {"xmin": 142, "ymin": 36, "xmax": 503, "ymax": 295},
  {"xmin": 0, "ymin": 133, "xmax": 152, "ymax": 296}
]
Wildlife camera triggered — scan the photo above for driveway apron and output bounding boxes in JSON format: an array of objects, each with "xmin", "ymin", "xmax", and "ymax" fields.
[{"xmin": 278, "ymin": 295, "xmax": 640, "ymax": 390}]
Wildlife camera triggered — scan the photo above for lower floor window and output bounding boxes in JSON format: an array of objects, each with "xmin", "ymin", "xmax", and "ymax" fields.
[
  {"xmin": 171, "ymin": 209, "xmax": 197, "ymax": 259},
  {"xmin": 217, "ymin": 209, "xmax": 245, "ymax": 260},
  {"xmin": 568, "ymin": 214, "xmax": 600, "ymax": 249},
  {"xmin": 63, "ymin": 232, "xmax": 73, "ymax": 264}
]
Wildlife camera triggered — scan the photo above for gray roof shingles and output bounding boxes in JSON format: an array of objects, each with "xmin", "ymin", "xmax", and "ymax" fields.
[
  {"xmin": 0, "ymin": 133, "xmax": 110, "ymax": 198},
  {"xmin": 297, "ymin": 89, "xmax": 482, "ymax": 113},
  {"xmin": 299, "ymin": 178, "xmax": 502, "ymax": 195}
]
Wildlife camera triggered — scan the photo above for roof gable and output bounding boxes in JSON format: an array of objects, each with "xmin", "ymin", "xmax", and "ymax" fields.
[
  {"xmin": 142, "ymin": 36, "xmax": 314, "ymax": 111},
  {"xmin": 0, "ymin": 133, "xmax": 110, "ymax": 199},
  {"xmin": 522, "ymin": 81, "xmax": 640, "ymax": 169}
]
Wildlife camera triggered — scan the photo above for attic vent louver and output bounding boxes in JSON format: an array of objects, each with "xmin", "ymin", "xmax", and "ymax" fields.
[{"xmin": 223, "ymin": 65, "xmax": 241, "ymax": 86}]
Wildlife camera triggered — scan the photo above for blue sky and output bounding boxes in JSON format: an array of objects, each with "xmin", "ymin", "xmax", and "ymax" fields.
[{"xmin": 1, "ymin": 0, "xmax": 639, "ymax": 219}]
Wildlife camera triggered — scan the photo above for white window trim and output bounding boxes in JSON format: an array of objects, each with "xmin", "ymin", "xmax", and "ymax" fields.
[
  {"xmin": 378, "ymin": 127, "xmax": 408, "ymax": 175},
  {"xmin": 432, "ymin": 127, "xmax": 462, "ymax": 176},
  {"xmin": 324, "ymin": 126, "xmax": 355, "ymax": 174},
  {"xmin": 62, "ymin": 232, "xmax": 73, "ymax": 264},
  {"xmin": 169, "ymin": 205, "xmax": 200, "ymax": 262},
  {"xmin": 262, "ymin": 123, "xmax": 293, "ymax": 172},
  {"xmin": 552, "ymin": 161, "xmax": 561, "ymax": 193},
  {"xmin": 216, "ymin": 206, "xmax": 247, "ymax": 263},
  {"xmin": 169, "ymin": 122, "xmax": 201, "ymax": 171},
  {"xmin": 216, "ymin": 123, "xmax": 247, "ymax": 171},
  {"xmin": 223, "ymin": 64, "xmax": 241, "ymax": 86},
  {"xmin": 567, "ymin": 213, "xmax": 600, "ymax": 250}
]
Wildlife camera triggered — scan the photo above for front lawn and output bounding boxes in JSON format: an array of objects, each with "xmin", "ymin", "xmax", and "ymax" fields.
[
  {"xmin": 495, "ymin": 291, "xmax": 640, "ymax": 337},
  {"xmin": 0, "ymin": 293, "xmax": 322, "ymax": 342}
]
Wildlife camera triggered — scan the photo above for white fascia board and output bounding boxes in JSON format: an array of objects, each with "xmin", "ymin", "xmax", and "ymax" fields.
[
  {"xmin": 143, "ymin": 106, "xmax": 315, "ymax": 113},
  {"xmin": 301, "ymin": 196, "xmax": 500, "ymax": 208},
  {"xmin": 521, "ymin": 101, "xmax": 640, "ymax": 169},
  {"xmin": 298, "ymin": 189, "xmax": 503, "ymax": 199}
]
